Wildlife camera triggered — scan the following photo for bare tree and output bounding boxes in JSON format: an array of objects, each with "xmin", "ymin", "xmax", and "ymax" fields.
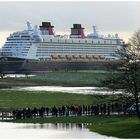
[{"xmin": 103, "ymin": 30, "xmax": 140, "ymax": 120}]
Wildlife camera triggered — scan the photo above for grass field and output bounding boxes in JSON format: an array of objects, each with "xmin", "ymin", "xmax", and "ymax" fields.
[
  {"xmin": 23, "ymin": 71, "xmax": 110, "ymax": 86},
  {"xmin": 88, "ymin": 116, "xmax": 140, "ymax": 138},
  {"xmin": 0, "ymin": 71, "xmax": 111, "ymax": 87},
  {"xmin": 0, "ymin": 90, "xmax": 117, "ymax": 111},
  {"xmin": 7, "ymin": 115, "xmax": 140, "ymax": 138},
  {"xmin": 0, "ymin": 71, "xmax": 139, "ymax": 139}
]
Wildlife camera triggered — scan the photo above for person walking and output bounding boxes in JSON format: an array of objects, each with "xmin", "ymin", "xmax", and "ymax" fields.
[
  {"xmin": 103, "ymin": 103, "xmax": 106, "ymax": 115},
  {"xmin": 107, "ymin": 104, "xmax": 111, "ymax": 115}
]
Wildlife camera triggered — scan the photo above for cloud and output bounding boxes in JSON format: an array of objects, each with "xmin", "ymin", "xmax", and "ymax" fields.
[{"xmin": 0, "ymin": 1, "xmax": 140, "ymax": 33}]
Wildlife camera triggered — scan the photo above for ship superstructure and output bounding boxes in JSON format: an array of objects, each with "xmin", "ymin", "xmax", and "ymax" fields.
[{"xmin": 0, "ymin": 22, "xmax": 125, "ymax": 73}]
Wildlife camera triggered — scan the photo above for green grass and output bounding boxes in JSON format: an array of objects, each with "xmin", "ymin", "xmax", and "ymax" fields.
[
  {"xmin": 0, "ymin": 90, "xmax": 116, "ymax": 111},
  {"xmin": 25, "ymin": 71, "xmax": 110, "ymax": 85},
  {"xmin": 6, "ymin": 115, "xmax": 140, "ymax": 138},
  {"xmin": 1, "ymin": 71, "xmax": 111, "ymax": 87},
  {"xmin": 88, "ymin": 116, "xmax": 140, "ymax": 138}
]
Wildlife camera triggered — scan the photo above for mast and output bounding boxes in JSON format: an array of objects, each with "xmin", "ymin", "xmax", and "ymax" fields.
[
  {"xmin": 26, "ymin": 21, "xmax": 33, "ymax": 31},
  {"xmin": 93, "ymin": 25, "xmax": 98, "ymax": 37}
]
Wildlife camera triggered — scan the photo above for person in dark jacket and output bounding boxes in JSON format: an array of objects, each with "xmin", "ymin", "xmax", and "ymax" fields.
[
  {"xmin": 103, "ymin": 103, "xmax": 106, "ymax": 115},
  {"xmin": 107, "ymin": 104, "xmax": 111, "ymax": 115}
]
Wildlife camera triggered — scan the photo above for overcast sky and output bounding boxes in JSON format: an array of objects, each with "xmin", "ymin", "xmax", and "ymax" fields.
[{"xmin": 0, "ymin": 1, "xmax": 140, "ymax": 45}]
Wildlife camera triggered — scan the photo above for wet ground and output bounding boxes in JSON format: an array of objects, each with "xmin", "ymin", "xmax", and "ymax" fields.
[{"xmin": 11, "ymin": 86, "xmax": 121, "ymax": 95}]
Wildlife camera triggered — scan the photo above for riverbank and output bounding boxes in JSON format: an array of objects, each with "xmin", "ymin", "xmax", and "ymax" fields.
[
  {"xmin": 5, "ymin": 115, "xmax": 140, "ymax": 138},
  {"xmin": 0, "ymin": 71, "xmax": 111, "ymax": 88}
]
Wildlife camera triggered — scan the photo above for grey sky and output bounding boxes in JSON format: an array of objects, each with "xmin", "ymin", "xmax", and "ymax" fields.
[{"xmin": 0, "ymin": 1, "xmax": 140, "ymax": 33}]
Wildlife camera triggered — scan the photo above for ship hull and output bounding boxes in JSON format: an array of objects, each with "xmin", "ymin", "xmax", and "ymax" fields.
[
  {"xmin": 0, "ymin": 57, "xmax": 119, "ymax": 74},
  {"xmin": 0, "ymin": 57, "xmax": 26, "ymax": 74},
  {"xmin": 23, "ymin": 60, "xmax": 114, "ymax": 73}
]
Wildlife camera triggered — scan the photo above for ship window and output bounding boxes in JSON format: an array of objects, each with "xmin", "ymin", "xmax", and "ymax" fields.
[
  {"xmin": 79, "ymin": 40, "xmax": 80, "ymax": 43},
  {"xmin": 21, "ymin": 36, "xmax": 30, "ymax": 38},
  {"xmin": 50, "ymin": 39, "xmax": 52, "ymax": 42},
  {"xmin": 85, "ymin": 40, "xmax": 87, "ymax": 43},
  {"xmin": 104, "ymin": 41, "xmax": 106, "ymax": 44},
  {"xmin": 98, "ymin": 41, "xmax": 100, "ymax": 44},
  {"xmin": 92, "ymin": 41, "xmax": 94, "ymax": 44}
]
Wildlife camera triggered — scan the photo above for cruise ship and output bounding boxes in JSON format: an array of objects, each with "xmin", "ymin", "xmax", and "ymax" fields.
[{"xmin": 0, "ymin": 22, "xmax": 125, "ymax": 74}]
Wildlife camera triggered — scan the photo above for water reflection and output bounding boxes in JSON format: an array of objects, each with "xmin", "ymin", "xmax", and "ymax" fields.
[
  {"xmin": 11, "ymin": 86, "xmax": 122, "ymax": 95},
  {"xmin": 0, "ymin": 122, "xmax": 115, "ymax": 139},
  {"xmin": 18, "ymin": 123, "xmax": 88, "ymax": 130}
]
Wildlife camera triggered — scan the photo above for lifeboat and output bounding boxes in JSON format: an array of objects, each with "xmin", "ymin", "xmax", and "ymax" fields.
[
  {"xmin": 59, "ymin": 55, "xmax": 65, "ymax": 59},
  {"xmin": 73, "ymin": 55, "xmax": 79, "ymax": 59},
  {"xmin": 79, "ymin": 55, "xmax": 86, "ymax": 59},
  {"xmin": 86, "ymin": 55, "xmax": 92, "ymax": 59},
  {"xmin": 51, "ymin": 55, "xmax": 58, "ymax": 59},
  {"xmin": 66, "ymin": 55, "xmax": 72, "ymax": 59},
  {"xmin": 94, "ymin": 56, "xmax": 99, "ymax": 59}
]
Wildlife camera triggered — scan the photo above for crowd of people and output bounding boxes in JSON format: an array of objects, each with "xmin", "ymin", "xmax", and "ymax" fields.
[{"xmin": 12, "ymin": 103, "xmax": 132, "ymax": 119}]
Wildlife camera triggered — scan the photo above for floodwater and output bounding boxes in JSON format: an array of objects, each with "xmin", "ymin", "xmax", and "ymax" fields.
[
  {"xmin": 1, "ymin": 74, "xmax": 122, "ymax": 95},
  {"xmin": 0, "ymin": 122, "xmax": 115, "ymax": 139},
  {"xmin": 3, "ymin": 74, "xmax": 35, "ymax": 78},
  {"xmin": 12, "ymin": 86, "xmax": 122, "ymax": 95},
  {"xmin": 0, "ymin": 75, "xmax": 117, "ymax": 139}
]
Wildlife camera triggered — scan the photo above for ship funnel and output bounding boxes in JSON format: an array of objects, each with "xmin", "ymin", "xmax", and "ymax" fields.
[
  {"xmin": 70, "ymin": 24, "xmax": 85, "ymax": 38},
  {"xmin": 39, "ymin": 22, "xmax": 54, "ymax": 35}
]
